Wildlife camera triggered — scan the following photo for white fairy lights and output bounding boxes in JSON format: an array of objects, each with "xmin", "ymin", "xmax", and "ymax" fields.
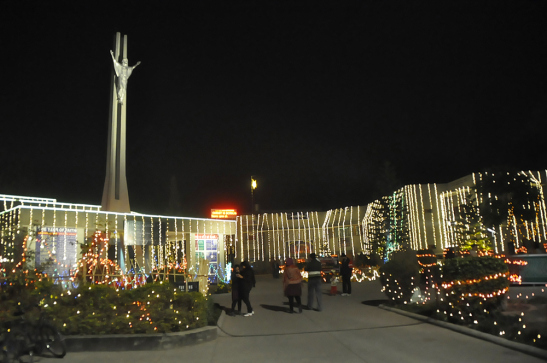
[
  {"xmin": 233, "ymin": 171, "xmax": 547, "ymax": 263},
  {"xmin": 1, "ymin": 197, "xmax": 235, "ymax": 290},
  {"xmin": 2, "ymin": 169, "xmax": 547, "ymax": 288}
]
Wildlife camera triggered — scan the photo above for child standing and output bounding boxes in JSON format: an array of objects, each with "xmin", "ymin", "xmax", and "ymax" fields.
[{"xmin": 330, "ymin": 270, "xmax": 339, "ymax": 296}]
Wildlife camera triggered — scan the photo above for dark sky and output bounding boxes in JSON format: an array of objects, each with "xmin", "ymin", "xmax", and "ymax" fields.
[{"xmin": 1, "ymin": 0, "xmax": 546, "ymax": 217}]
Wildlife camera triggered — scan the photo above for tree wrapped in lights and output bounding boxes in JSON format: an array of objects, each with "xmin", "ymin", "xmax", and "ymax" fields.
[
  {"xmin": 365, "ymin": 197, "xmax": 390, "ymax": 261},
  {"xmin": 365, "ymin": 190, "xmax": 410, "ymax": 263},
  {"xmin": 74, "ymin": 231, "xmax": 123, "ymax": 285},
  {"xmin": 454, "ymin": 193, "xmax": 492, "ymax": 253},
  {"xmin": 388, "ymin": 189, "xmax": 410, "ymax": 251},
  {"xmin": 476, "ymin": 169, "xmax": 541, "ymax": 253}
]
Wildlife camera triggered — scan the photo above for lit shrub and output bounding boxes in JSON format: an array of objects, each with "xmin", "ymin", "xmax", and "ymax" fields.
[
  {"xmin": 380, "ymin": 249, "xmax": 420, "ymax": 303},
  {"xmin": 440, "ymin": 256, "xmax": 509, "ymax": 324},
  {"xmin": 22, "ymin": 281, "xmax": 210, "ymax": 335}
]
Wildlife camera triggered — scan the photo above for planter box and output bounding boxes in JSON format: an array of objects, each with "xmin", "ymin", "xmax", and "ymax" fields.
[{"xmin": 508, "ymin": 254, "xmax": 547, "ymax": 284}]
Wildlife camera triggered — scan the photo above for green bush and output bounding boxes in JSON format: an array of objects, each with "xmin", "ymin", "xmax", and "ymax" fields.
[
  {"xmin": 440, "ymin": 256, "xmax": 509, "ymax": 324},
  {"xmin": 0, "ymin": 270, "xmax": 63, "ymax": 326},
  {"xmin": 214, "ymin": 280, "xmax": 230, "ymax": 294},
  {"xmin": 1, "ymin": 277, "xmax": 212, "ymax": 335},
  {"xmin": 379, "ymin": 249, "xmax": 420, "ymax": 303}
]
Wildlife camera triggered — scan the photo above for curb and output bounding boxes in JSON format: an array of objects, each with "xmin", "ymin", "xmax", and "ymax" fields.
[
  {"xmin": 379, "ymin": 304, "xmax": 547, "ymax": 361},
  {"xmin": 216, "ymin": 310, "xmax": 227, "ymax": 330},
  {"xmin": 64, "ymin": 325, "xmax": 217, "ymax": 352}
]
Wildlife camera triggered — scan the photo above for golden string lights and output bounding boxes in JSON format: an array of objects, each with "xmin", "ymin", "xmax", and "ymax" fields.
[
  {"xmin": 416, "ymin": 252, "xmax": 437, "ymax": 268},
  {"xmin": 441, "ymin": 271, "xmax": 510, "ymax": 290}
]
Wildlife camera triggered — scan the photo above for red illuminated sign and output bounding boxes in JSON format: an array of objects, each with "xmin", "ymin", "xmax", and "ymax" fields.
[{"xmin": 211, "ymin": 209, "xmax": 237, "ymax": 219}]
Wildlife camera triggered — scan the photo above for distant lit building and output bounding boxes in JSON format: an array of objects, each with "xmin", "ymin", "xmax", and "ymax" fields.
[{"xmin": 235, "ymin": 170, "xmax": 547, "ymax": 264}]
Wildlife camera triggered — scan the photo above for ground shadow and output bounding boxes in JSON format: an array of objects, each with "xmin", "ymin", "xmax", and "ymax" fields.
[
  {"xmin": 260, "ymin": 304, "xmax": 291, "ymax": 313},
  {"xmin": 362, "ymin": 299, "xmax": 390, "ymax": 306},
  {"xmin": 214, "ymin": 302, "xmax": 232, "ymax": 314}
]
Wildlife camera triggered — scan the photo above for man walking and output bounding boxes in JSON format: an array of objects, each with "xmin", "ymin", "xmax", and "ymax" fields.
[{"xmin": 306, "ymin": 253, "xmax": 323, "ymax": 311}]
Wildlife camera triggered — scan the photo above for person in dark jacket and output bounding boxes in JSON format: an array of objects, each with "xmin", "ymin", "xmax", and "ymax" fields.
[
  {"xmin": 229, "ymin": 264, "xmax": 241, "ymax": 316},
  {"xmin": 305, "ymin": 253, "xmax": 323, "ymax": 311},
  {"xmin": 272, "ymin": 258, "xmax": 280, "ymax": 279},
  {"xmin": 237, "ymin": 261, "xmax": 255, "ymax": 316},
  {"xmin": 340, "ymin": 253, "xmax": 353, "ymax": 296}
]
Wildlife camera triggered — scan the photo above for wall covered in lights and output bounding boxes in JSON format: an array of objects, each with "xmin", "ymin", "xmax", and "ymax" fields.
[
  {"xmin": 0, "ymin": 195, "xmax": 236, "ymax": 284},
  {"xmin": 3, "ymin": 170, "xmax": 546, "ymax": 275},
  {"xmin": 235, "ymin": 170, "xmax": 547, "ymax": 262},
  {"xmin": 235, "ymin": 208, "xmax": 366, "ymax": 263}
]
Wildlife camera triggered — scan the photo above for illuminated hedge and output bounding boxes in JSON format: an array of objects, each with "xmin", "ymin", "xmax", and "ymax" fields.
[
  {"xmin": 0, "ymin": 278, "xmax": 209, "ymax": 335},
  {"xmin": 440, "ymin": 256, "xmax": 509, "ymax": 323}
]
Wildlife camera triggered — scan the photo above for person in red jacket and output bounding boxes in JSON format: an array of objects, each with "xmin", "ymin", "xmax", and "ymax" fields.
[{"xmin": 283, "ymin": 258, "xmax": 303, "ymax": 313}]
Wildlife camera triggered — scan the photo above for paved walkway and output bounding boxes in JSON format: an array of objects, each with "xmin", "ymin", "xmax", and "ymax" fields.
[{"xmin": 41, "ymin": 275, "xmax": 546, "ymax": 363}]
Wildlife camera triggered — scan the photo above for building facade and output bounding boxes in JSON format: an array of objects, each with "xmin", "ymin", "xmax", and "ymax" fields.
[
  {"xmin": 2, "ymin": 170, "xmax": 546, "ymax": 282},
  {"xmin": 0, "ymin": 195, "xmax": 236, "ymax": 286},
  {"xmin": 235, "ymin": 170, "xmax": 547, "ymax": 264}
]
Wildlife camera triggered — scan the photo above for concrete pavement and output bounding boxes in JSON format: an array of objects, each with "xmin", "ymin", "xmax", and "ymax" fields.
[{"xmin": 40, "ymin": 275, "xmax": 546, "ymax": 363}]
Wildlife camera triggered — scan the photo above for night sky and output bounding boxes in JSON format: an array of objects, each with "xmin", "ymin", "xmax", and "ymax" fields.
[{"xmin": 1, "ymin": 1, "xmax": 546, "ymax": 217}]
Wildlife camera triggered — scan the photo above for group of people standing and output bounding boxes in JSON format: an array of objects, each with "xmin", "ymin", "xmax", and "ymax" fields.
[
  {"xmin": 229, "ymin": 261, "xmax": 256, "ymax": 317},
  {"xmin": 284, "ymin": 253, "xmax": 353, "ymax": 312},
  {"xmin": 229, "ymin": 253, "xmax": 353, "ymax": 316}
]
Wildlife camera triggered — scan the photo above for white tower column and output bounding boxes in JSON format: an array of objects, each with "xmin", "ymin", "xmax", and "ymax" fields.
[{"xmin": 102, "ymin": 32, "xmax": 131, "ymax": 213}]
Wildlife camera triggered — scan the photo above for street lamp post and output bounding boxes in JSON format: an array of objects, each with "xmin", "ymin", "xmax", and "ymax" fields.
[
  {"xmin": 251, "ymin": 176, "xmax": 257, "ymax": 213},
  {"xmin": 249, "ymin": 176, "xmax": 258, "ymax": 262}
]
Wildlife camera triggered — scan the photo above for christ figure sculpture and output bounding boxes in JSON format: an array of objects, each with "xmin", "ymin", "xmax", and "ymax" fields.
[{"xmin": 110, "ymin": 50, "xmax": 141, "ymax": 105}]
